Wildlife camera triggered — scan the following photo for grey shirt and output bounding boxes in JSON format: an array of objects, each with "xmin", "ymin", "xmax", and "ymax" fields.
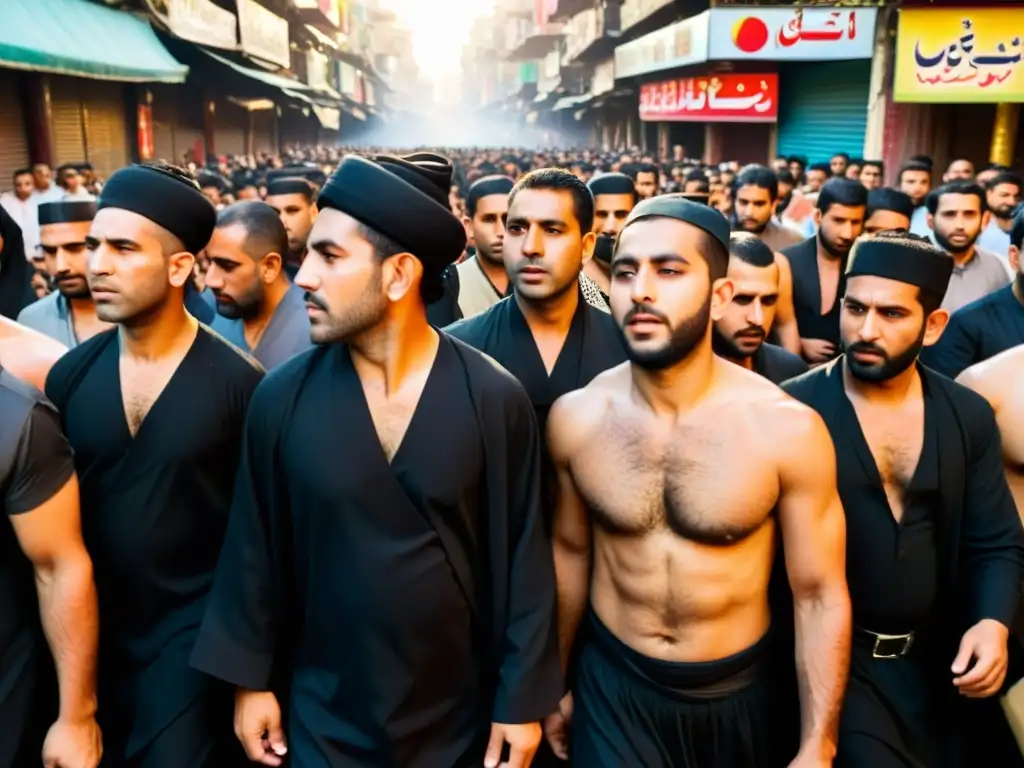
[
  {"xmin": 210, "ymin": 284, "xmax": 312, "ymax": 370},
  {"xmin": 941, "ymin": 247, "xmax": 1011, "ymax": 314},
  {"xmin": 17, "ymin": 292, "xmax": 78, "ymax": 348}
]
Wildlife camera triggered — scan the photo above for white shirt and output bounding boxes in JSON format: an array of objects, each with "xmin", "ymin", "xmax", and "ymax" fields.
[{"xmin": 0, "ymin": 191, "xmax": 39, "ymax": 261}]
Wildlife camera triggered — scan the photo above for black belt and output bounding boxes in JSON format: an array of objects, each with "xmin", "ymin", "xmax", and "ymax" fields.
[{"xmin": 855, "ymin": 626, "xmax": 915, "ymax": 659}]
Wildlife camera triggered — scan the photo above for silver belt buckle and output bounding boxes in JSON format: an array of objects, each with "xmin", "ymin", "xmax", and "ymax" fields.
[{"xmin": 871, "ymin": 631, "xmax": 914, "ymax": 659}]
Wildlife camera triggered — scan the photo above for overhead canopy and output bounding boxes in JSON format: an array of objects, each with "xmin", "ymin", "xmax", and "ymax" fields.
[
  {"xmin": 0, "ymin": 0, "xmax": 187, "ymax": 83},
  {"xmin": 200, "ymin": 49, "xmax": 314, "ymax": 104}
]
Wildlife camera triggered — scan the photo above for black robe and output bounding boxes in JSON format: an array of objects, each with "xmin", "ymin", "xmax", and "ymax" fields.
[
  {"xmin": 752, "ymin": 342, "xmax": 808, "ymax": 385},
  {"xmin": 919, "ymin": 284, "xmax": 1024, "ymax": 378},
  {"xmin": 425, "ymin": 263, "xmax": 463, "ymax": 328},
  {"xmin": 44, "ymin": 326, "xmax": 263, "ymax": 766},
  {"xmin": 190, "ymin": 334, "xmax": 562, "ymax": 768},
  {"xmin": 783, "ymin": 360, "xmax": 1024, "ymax": 766},
  {"xmin": 781, "ymin": 236, "xmax": 844, "ymax": 352}
]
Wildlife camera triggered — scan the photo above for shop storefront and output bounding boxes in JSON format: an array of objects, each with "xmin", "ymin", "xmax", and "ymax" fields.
[
  {"xmin": 885, "ymin": 7, "xmax": 1024, "ymax": 174},
  {"xmin": 0, "ymin": 70, "xmax": 30, "ymax": 184},
  {"xmin": 49, "ymin": 77, "xmax": 131, "ymax": 177}
]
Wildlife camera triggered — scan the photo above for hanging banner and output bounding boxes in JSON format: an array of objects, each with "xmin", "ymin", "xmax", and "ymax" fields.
[
  {"xmin": 708, "ymin": 7, "xmax": 877, "ymax": 61},
  {"xmin": 237, "ymin": 0, "xmax": 290, "ymax": 69},
  {"xmin": 163, "ymin": 0, "xmax": 237, "ymax": 50},
  {"xmin": 894, "ymin": 9, "xmax": 1024, "ymax": 103},
  {"xmin": 137, "ymin": 105, "xmax": 155, "ymax": 161},
  {"xmin": 639, "ymin": 73, "xmax": 779, "ymax": 122}
]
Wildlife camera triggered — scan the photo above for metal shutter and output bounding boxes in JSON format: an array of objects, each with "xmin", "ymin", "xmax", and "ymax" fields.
[
  {"xmin": 777, "ymin": 60, "xmax": 871, "ymax": 164},
  {"xmin": 81, "ymin": 81, "xmax": 128, "ymax": 178},
  {"xmin": 215, "ymin": 98, "xmax": 247, "ymax": 157},
  {"xmin": 175, "ymin": 89, "xmax": 205, "ymax": 165},
  {"xmin": 0, "ymin": 71, "xmax": 29, "ymax": 186},
  {"xmin": 252, "ymin": 109, "xmax": 276, "ymax": 156},
  {"xmin": 50, "ymin": 77, "xmax": 86, "ymax": 167}
]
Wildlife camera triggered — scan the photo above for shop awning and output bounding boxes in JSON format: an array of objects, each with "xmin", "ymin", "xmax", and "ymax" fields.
[
  {"xmin": 200, "ymin": 49, "xmax": 314, "ymax": 104},
  {"xmin": 553, "ymin": 93, "xmax": 593, "ymax": 111},
  {"xmin": 0, "ymin": 0, "xmax": 187, "ymax": 83}
]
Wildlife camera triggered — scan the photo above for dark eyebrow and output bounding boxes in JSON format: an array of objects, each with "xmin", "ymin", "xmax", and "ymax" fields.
[
  {"xmin": 845, "ymin": 296, "xmax": 909, "ymax": 313},
  {"xmin": 507, "ymin": 217, "xmax": 568, "ymax": 229},
  {"xmin": 309, "ymin": 239, "xmax": 345, "ymax": 256},
  {"xmin": 612, "ymin": 253, "xmax": 690, "ymax": 267},
  {"xmin": 107, "ymin": 238, "xmax": 142, "ymax": 250}
]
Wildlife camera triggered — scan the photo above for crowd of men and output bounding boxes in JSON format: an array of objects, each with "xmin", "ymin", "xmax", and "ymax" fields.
[{"xmin": 0, "ymin": 141, "xmax": 1022, "ymax": 768}]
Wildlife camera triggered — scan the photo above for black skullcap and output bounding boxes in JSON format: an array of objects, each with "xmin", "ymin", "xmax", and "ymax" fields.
[
  {"xmin": 317, "ymin": 154, "xmax": 466, "ymax": 284},
  {"xmin": 38, "ymin": 200, "xmax": 97, "ymax": 226},
  {"xmin": 623, "ymin": 193, "xmax": 730, "ymax": 250},
  {"xmin": 97, "ymin": 165, "xmax": 217, "ymax": 256},
  {"xmin": 266, "ymin": 177, "xmax": 316, "ymax": 198},
  {"xmin": 466, "ymin": 175, "xmax": 514, "ymax": 209},
  {"xmin": 588, "ymin": 173, "xmax": 636, "ymax": 197},
  {"xmin": 846, "ymin": 235, "xmax": 954, "ymax": 298},
  {"xmin": 197, "ymin": 172, "xmax": 224, "ymax": 191}
]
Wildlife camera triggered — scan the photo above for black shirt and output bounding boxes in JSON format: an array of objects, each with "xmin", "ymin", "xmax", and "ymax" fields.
[
  {"xmin": 753, "ymin": 342, "xmax": 809, "ymax": 385},
  {"xmin": 782, "ymin": 236, "xmax": 844, "ymax": 351}
]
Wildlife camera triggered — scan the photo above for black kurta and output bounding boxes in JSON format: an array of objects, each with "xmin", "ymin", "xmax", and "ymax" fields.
[
  {"xmin": 44, "ymin": 326, "xmax": 263, "ymax": 766},
  {"xmin": 0, "ymin": 369, "xmax": 76, "ymax": 768},
  {"xmin": 783, "ymin": 360, "xmax": 1024, "ymax": 767},
  {"xmin": 190, "ymin": 334, "xmax": 562, "ymax": 768},
  {"xmin": 752, "ymin": 342, "xmax": 808, "ymax": 385},
  {"xmin": 781, "ymin": 236, "xmax": 845, "ymax": 351},
  {"xmin": 919, "ymin": 284, "xmax": 1024, "ymax": 378}
]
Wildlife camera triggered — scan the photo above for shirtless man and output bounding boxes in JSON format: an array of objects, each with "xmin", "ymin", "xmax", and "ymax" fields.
[
  {"xmin": 0, "ymin": 315, "xmax": 67, "ymax": 389},
  {"xmin": 545, "ymin": 196, "xmax": 851, "ymax": 767},
  {"xmin": 957, "ymin": 344, "xmax": 1024, "ymax": 514}
]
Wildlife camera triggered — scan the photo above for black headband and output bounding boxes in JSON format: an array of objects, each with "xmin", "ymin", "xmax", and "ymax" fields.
[
  {"xmin": 97, "ymin": 165, "xmax": 217, "ymax": 256},
  {"xmin": 266, "ymin": 178, "xmax": 315, "ymax": 198},
  {"xmin": 846, "ymin": 238, "xmax": 954, "ymax": 298},
  {"xmin": 317, "ymin": 155, "xmax": 466, "ymax": 278},
  {"xmin": 38, "ymin": 200, "xmax": 97, "ymax": 226},
  {"xmin": 466, "ymin": 175, "xmax": 514, "ymax": 210},
  {"xmin": 623, "ymin": 194, "xmax": 729, "ymax": 249},
  {"xmin": 588, "ymin": 173, "xmax": 636, "ymax": 197}
]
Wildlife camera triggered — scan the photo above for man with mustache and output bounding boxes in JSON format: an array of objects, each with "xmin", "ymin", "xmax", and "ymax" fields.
[
  {"xmin": 781, "ymin": 177, "xmax": 867, "ymax": 363},
  {"xmin": 264, "ymin": 176, "xmax": 317, "ymax": 279},
  {"xmin": 18, "ymin": 201, "xmax": 113, "ymax": 347},
  {"xmin": 978, "ymin": 171, "xmax": 1021, "ymax": 267},
  {"xmin": 456, "ymin": 175, "xmax": 515, "ymax": 318},
  {"xmin": 783, "ymin": 230, "xmax": 1024, "ymax": 767},
  {"xmin": 545, "ymin": 195, "xmax": 851, "ymax": 766},
  {"xmin": 206, "ymin": 201, "xmax": 311, "ymax": 370},
  {"xmin": 925, "ymin": 181, "xmax": 1010, "ymax": 313},
  {"xmin": 44, "ymin": 164, "xmax": 263, "ymax": 767},
  {"xmin": 583, "ymin": 173, "xmax": 637, "ymax": 304},
  {"xmin": 713, "ymin": 233, "xmax": 807, "ymax": 384}
]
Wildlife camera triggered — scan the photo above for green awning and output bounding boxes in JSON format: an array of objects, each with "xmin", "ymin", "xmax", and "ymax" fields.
[
  {"xmin": 200, "ymin": 49, "xmax": 313, "ymax": 101},
  {"xmin": 0, "ymin": 0, "xmax": 187, "ymax": 83}
]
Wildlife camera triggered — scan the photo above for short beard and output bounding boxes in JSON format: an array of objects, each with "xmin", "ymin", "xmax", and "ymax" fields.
[
  {"xmin": 617, "ymin": 295, "xmax": 711, "ymax": 370},
  {"xmin": 933, "ymin": 228, "xmax": 978, "ymax": 255},
  {"xmin": 476, "ymin": 245, "xmax": 504, "ymax": 266},
  {"xmin": 307, "ymin": 264, "xmax": 387, "ymax": 345},
  {"xmin": 55, "ymin": 281, "xmax": 91, "ymax": 300},
  {"xmin": 818, "ymin": 230, "xmax": 851, "ymax": 259},
  {"xmin": 843, "ymin": 326, "xmax": 925, "ymax": 382},
  {"xmin": 712, "ymin": 324, "xmax": 762, "ymax": 361}
]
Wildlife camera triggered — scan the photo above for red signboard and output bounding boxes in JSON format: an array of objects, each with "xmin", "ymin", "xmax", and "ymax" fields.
[
  {"xmin": 137, "ymin": 105, "xmax": 154, "ymax": 161},
  {"xmin": 639, "ymin": 73, "xmax": 779, "ymax": 122}
]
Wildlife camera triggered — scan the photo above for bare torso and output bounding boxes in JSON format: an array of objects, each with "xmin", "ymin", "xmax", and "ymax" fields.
[
  {"xmin": 561, "ymin": 361, "xmax": 799, "ymax": 663},
  {"xmin": 0, "ymin": 316, "xmax": 68, "ymax": 391}
]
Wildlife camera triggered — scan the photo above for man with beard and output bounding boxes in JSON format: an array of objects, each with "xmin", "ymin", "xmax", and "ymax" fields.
[
  {"xmin": 782, "ymin": 177, "xmax": 867, "ymax": 363},
  {"xmin": 943, "ymin": 158, "xmax": 976, "ymax": 183},
  {"xmin": 925, "ymin": 181, "xmax": 1010, "ymax": 313},
  {"xmin": 545, "ymin": 195, "xmax": 851, "ymax": 767},
  {"xmin": 206, "ymin": 201, "xmax": 312, "ymax": 370},
  {"xmin": 830, "ymin": 153, "xmax": 850, "ymax": 179},
  {"xmin": 783, "ymin": 230, "xmax": 1024, "ymax": 767},
  {"xmin": 191, "ymin": 153, "xmax": 561, "ymax": 768},
  {"xmin": 18, "ymin": 201, "xmax": 113, "ymax": 347},
  {"xmin": 264, "ymin": 177, "xmax": 317, "ymax": 279},
  {"xmin": 899, "ymin": 161, "xmax": 934, "ymax": 237},
  {"xmin": 456, "ymin": 175, "xmax": 514, "ymax": 318},
  {"xmin": 864, "ymin": 188, "xmax": 914, "ymax": 235},
  {"xmin": 713, "ymin": 233, "xmax": 808, "ymax": 384},
  {"xmin": 45, "ymin": 164, "xmax": 263, "ymax": 767},
  {"xmin": 978, "ymin": 171, "xmax": 1021, "ymax": 265},
  {"xmin": 584, "ymin": 173, "xmax": 637, "ymax": 302},
  {"xmin": 630, "ymin": 163, "xmax": 659, "ymax": 200},
  {"xmin": 921, "ymin": 210, "xmax": 1024, "ymax": 377}
]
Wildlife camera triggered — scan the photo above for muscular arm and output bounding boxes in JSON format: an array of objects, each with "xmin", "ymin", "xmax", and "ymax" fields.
[
  {"xmin": 13, "ymin": 476, "xmax": 98, "ymax": 723},
  {"xmin": 547, "ymin": 395, "xmax": 593, "ymax": 674},
  {"xmin": 776, "ymin": 405, "xmax": 851, "ymax": 760},
  {"xmin": 772, "ymin": 252, "xmax": 801, "ymax": 355}
]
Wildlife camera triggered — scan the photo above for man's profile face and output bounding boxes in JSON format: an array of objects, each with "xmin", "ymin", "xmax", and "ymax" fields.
[
  {"xmin": 467, "ymin": 194, "xmax": 508, "ymax": 267},
  {"xmin": 40, "ymin": 221, "xmax": 92, "ymax": 299},
  {"xmin": 899, "ymin": 170, "xmax": 931, "ymax": 206},
  {"xmin": 201, "ymin": 185, "xmax": 222, "ymax": 207},
  {"xmin": 266, "ymin": 193, "xmax": 316, "ymax": 255},
  {"xmin": 14, "ymin": 173, "xmax": 33, "ymax": 200},
  {"xmin": 863, "ymin": 209, "xmax": 910, "ymax": 235},
  {"xmin": 634, "ymin": 172, "xmax": 658, "ymax": 199},
  {"xmin": 845, "ymin": 164, "xmax": 862, "ymax": 181},
  {"xmin": 817, "ymin": 204, "xmax": 865, "ymax": 259},
  {"xmin": 713, "ymin": 259, "xmax": 779, "ymax": 360},
  {"xmin": 929, "ymin": 193, "xmax": 983, "ymax": 255},
  {"xmin": 734, "ymin": 185, "xmax": 775, "ymax": 235},
  {"xmin": 504, "ymin": 187, "xmax": 591, "ymax": 304},
  {"xmin": 204, "ymin": 224, "xmax": 265, "ymax": 320},
  {"xmin": 610, "ymin": 217, "xmax": 732, "ymax": 370},
  {"xmin": 295, "ymin": 208, "xmax": 388, "ymax": 345}
]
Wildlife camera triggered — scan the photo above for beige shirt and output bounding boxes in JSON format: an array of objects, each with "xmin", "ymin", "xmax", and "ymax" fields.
[{"xmin": 941, "ymin": 247, "xmax": 1012, "ymax": 314}]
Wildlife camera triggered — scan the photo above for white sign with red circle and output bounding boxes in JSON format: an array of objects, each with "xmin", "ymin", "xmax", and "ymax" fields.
[{"xmin": 708, "ymin": 7, "xmax": 878, "ymax": 61}]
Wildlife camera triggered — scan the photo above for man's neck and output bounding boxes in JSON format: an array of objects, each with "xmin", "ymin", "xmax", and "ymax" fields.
[
  {"xmin": 633, "ymin": 340, "xmax": 719, "ymax": 416},
  {"xmin": 722, "ymin": 352, "xmax": 755, "ymax": 372},
  {"xmin": 951, "ymin": 246, "xmax": 976, "ymax": 267},
  {"xmin": 995, "ymin": 216, "xmax": 1013, "ymax": 234},
  {"xmin": 15, "ymin": 192, "xmax": 31, "ymax": 202},
  {"xmin": 351, "ymin": 313, "xmax": 438, "ymax": 397},
  {"xmin": 1013, "ymin": 276, "xmax": 1024, "ymax": 307},
  {"xmin": 815, "ymin": 240, "xmax": 844, "ymax": 266},
  {"xmin": 515, "ymin": 283, "xmax": 578, "ymax": 338},
  {"xmin": 477, "ymin": 254, "xmax": 509, "ymax": 295},
  {"xmin": 243, "ymin": 280, "xmax": 291, "ymax": 346},
  {"xmin": 119, "ymin": 302, "xmax": 197, "ymax": 361},
  {"xmin": 842, "ymin": 357, "xmax": 920, "ymax": 406}
]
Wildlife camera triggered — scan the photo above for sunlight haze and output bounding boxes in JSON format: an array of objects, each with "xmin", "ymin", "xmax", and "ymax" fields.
[{"xmin": 378, "ymin": 0, "xmax": 497, "ymax": 79}]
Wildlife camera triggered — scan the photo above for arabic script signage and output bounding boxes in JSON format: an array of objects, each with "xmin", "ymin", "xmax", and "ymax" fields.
[
  {"xmin": 894, "ymin": 9, "xmax": 1024, "ymax": 103},
  {"xmin": 707, "ymin": 7, "xmax": 877, "ymax": 61},
  {"xmin": 639, "ymin": 74, "xmax": 779, "ymax": 123}
]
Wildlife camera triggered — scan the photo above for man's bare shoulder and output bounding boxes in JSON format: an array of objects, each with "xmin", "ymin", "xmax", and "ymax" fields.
[
  {"xmin": 0, "ymin": 317, "xmax": 68, "ymax": 392},
  {"xmin": 956, "ymin": 344, "xmax": 1024, "ymax": 412},
  {"xmin": 548, "ymin": 362, "xmax": 631, "ymax": 460}
]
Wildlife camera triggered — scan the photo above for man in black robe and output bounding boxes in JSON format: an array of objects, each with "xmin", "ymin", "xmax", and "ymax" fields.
[
  {"xmin": 713, "ymin": 233, "xmax": 807, "ymax": 385},
  {"xmin": 1, "ymin": 324, "xmax": 100, "ymax": 768},
  {"xmin": 921, "ymin": 209, "xmax": 1024, "ymax": 377},
  {"xmin": 781, "ymin": 178, "xmax": 867, "ymax": 363},
  {"xmin": 0, "ymin": 206, "xmax": 35, "ymax": 320},
  {"xmin": 45, "ymin": 163, "xmax": 263, "ymax": 767},
  {"xmin": 782, "ymin": 230, "xmax": 1024, "ymax": 767},
  {"xmin": 191, "ymin": 152, "xmax": 561, "ymax": 768}
]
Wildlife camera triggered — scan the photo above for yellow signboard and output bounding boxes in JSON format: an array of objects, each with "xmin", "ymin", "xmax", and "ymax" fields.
[{"xmin": 894, "ymin": 9, "xmax": 1024, "ymax": 103}]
